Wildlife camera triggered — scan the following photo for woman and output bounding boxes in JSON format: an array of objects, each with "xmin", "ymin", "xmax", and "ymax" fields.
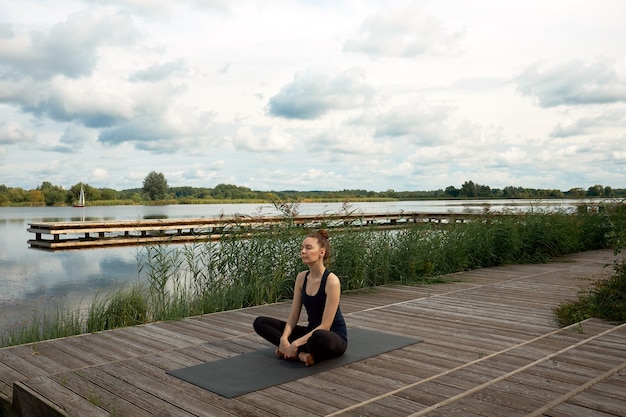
[{"xmin": 253, "ymin": 229, "xmax": 347, "ymax": 366}]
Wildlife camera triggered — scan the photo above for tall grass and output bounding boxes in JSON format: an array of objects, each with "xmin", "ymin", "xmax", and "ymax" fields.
[
  {"xmin": 554, "ymin": 202, "xmax": 626, "ymax": 326},
  {"xmin": 2, "ymin": 201, "xmax": 625, "ymax": 347}
]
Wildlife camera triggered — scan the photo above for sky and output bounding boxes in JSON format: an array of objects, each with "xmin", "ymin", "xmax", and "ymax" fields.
[{"xmin": 1, "ymin": 0, "xmax": 625, "ymax": 192}]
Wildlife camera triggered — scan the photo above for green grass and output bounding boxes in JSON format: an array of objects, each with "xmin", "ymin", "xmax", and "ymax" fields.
[
  {"xmin": 2, "ymin": 201, "xmax": 625, "ymax": 347},
  {"xmin": 553, "ymin": 202, "xmax": 626, "ymax": 326},
  {"xmin": 553, "ymin": 251, "xmax": 626, "ymax": 326}
]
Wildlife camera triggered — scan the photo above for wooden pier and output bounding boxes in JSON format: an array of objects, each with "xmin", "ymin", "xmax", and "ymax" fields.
[
  {"xmin": 27, "ymin": 212, "xmax": 473, "ymax": 250},
  {"xmin": 1, "ymin": 248, "xmax": 624, "ymax": 416}
]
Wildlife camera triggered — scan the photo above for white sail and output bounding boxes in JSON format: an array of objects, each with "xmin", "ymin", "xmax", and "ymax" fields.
[{"xmin": 74, "ymin": 185, "xmax": 85, "ymax": 207}]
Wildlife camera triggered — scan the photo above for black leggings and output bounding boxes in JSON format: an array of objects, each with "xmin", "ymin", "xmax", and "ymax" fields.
[{"xmin": 253, "ymin": 316, "xmax": 347, "ymax": 363}]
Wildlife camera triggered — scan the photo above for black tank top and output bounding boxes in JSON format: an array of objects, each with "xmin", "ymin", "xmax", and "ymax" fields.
[{"xmin": 302, "ymin": 269, "xmax": 348, "ymax": 342}]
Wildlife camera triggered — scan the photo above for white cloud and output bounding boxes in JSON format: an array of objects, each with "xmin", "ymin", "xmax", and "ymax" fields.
[
  {"xmin": 0, "ymin": 10, "xmax": 139, "ymax": 80},
  {"xmin": 232, "ymin": 125, "xmax": 294, "ymax": 152},
  {"xmin": 267, "ymin": 68, "xmax": 375, "ymax": 119},
  {"xmin": 344, "ymin": 7, "xmax": 464, "ymax": 58},
  {"xmin": 550, "ymin": 109, "xmax": 626, "ymax": 138},
  {"xmin": 517, "ymin": 57, "xmax": 626, "ymax": 107},
  {"xmin": 0, "ymin": 120, "xmax": 35, "ymax": 145},
  {"xmin": 92, "ymin": 168, "xmax": 109, "ymax": 181}
]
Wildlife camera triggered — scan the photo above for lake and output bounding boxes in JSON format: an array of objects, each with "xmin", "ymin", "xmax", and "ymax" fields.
[{"xmin": 0, "ymin": 199, "xmax": 592, "ymax": 337}]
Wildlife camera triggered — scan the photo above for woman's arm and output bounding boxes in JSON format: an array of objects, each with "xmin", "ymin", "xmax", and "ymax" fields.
[{"xmin": 277, "ymin": 272, "xmax": 305, "ymax": 357}]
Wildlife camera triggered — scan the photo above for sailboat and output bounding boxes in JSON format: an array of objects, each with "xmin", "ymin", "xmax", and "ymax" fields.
[{"xmin": 73, "ymin": 185, "xmax": 85, "ymax": 207}]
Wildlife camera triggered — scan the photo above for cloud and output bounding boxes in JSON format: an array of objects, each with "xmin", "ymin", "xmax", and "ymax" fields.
[
  {"xmin": 0, "ymin": 11, "xmax": 143, "ymax": 129},
  {"xmin": 334, "ymin": 104, "xmax": 457, "ymax": 155},
  {"xmin": 368, "ymin": 105, "xmax": 453, "ymax": 144},
  {"xmin": 550, "ymin": 110, "xmax": 626, "ymax": 138},
  {"xmin": 129, "ymin": 60, "xmax": 188, "ymax": 82},
  {"xmin": 0, "ymin": 120, "xmax": 35, "ymax": 145},
  {"xmin": 59, "ymin": 124, "xmax": 94, "ymax": 147},
  {"xmin": 0, "ymin": 23, "xmax": 13, "ymax": 39},
  {"xmin": 517, "ymin": 57, "xmax": 626, "ymax": 107},
  {"xmin": 309, "ymin": 126, "xmax": 390, "ymax": 156},
  {"xmin": 232, "ymin": 125, "xmax": 294, "ymax": 152},
  {"xmin": 82, "ymin": 0, "xmax": 231, "ymax": 17},
  {"xmin": 92, "ymin": 168, "xmax": 109, "ymax": 181},
  {"xmin": 267, "ymin": 68, "xmax": 375, "ymax": 119},
  {"xmin": 98, "ymin": 107, "xmax": 216, "ymax": 152},
  {"xmin": 344, "ymin": 8, "xmax": 463, "ymax": 58},
  {"xmin": 4, "ymin": 77, "xmax": 136, "ymax": 128},
  {"xmin": 496, "ymin": 147, "xmax": 528, "ymax": 167},
  {"xmin": 0, "ymin": 11, "xmax": 139, "ymax": 80}
]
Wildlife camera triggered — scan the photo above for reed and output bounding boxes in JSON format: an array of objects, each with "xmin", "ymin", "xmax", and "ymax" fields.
[
  {"xmin": 2, "ymin": 202, "xmax": 625, "ymax": 347},
  {"xmin": 553, "ymin": 201, "xmax": 626, "ymax": 326}
]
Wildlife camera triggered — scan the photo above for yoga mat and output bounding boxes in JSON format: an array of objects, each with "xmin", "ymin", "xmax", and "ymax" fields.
[{"xmin": 168, "ymin": 328, "xmax": 421, "ymax": 398}]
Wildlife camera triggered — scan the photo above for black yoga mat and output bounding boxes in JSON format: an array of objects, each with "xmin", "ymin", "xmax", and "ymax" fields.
[{"xmin": 167, "ymin": 328, "xmax": 421, "ymax": 398}]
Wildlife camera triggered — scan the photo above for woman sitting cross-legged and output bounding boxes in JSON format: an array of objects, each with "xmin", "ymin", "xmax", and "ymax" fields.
[{"xmin": 253, "ymin": 229, "xmax": 347, "ymax": 366}]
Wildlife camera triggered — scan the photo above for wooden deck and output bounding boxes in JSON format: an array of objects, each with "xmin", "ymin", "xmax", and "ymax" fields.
[
  {"xmin": 1, "ymin": 248, "xmax": 625, "ymax": 416},
  {"xmin": 27, "ymin": 212, "xmax": 474, "ymax": 250}
]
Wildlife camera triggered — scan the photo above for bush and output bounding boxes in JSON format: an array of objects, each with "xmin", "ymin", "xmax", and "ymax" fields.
[{"xmin": 554, "ymin": 258, "xmax": 626, "ymax": 326}]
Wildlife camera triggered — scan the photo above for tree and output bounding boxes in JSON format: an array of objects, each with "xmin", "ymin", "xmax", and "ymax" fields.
[
  {"xmin": 38, "ymin": 181, "xmax": 66, "ymax": 206},
  {"xmin": 29, "ymin": 190, "xmax": 45, "ymax": 205},
  {"xmin": 143, "ymin": 171, "xmax": 168, "ymax": 200},
  {"xmin": 460, "ymin": 181, "xmax": 477, "ymax": 197},
  {"xmin": 100, "ymin": 188, "xmax": 118, "ymax": 200},
  {"xmin": 586, "ymin": 184, "xmax": 604, "ymax": 197},
  {"xmin": 445, "ymin": 186, "xmax": 460, "ymax": 197}
]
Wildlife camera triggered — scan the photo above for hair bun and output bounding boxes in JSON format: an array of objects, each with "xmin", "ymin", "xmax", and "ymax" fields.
[{"xmin": 317, "ymin": 229, "xmax": 329, "ymax": 239}]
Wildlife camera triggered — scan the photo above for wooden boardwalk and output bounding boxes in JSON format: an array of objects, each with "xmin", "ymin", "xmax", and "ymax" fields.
[
  {"xmin": 27, "ymin": 212, "xmax": 473, "ymax": 250},
  {"xmin": 1, "ymin": 248, "xmax": 625, "ymax": 416}
]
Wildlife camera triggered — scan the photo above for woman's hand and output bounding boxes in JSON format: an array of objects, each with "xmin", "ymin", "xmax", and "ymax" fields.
[
  {"xmin": 277, "ymin": 337, "xmax": 293, "ymax": 358},
  {"xmin": 281, "ymin": 342, "xmax": 299, "ymax": 359}
]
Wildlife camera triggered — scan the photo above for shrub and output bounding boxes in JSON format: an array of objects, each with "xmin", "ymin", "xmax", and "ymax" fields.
[{"xmin": 554, "ymin": 259, "xmax": 626, "ymax": 326}]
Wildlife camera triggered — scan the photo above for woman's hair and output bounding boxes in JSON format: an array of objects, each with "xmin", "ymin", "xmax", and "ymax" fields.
[{"xmin": 307, "ymin": 229, "xmax": 331, "ymax": 262}]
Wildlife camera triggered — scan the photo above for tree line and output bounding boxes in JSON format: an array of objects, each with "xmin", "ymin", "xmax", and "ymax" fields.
[{"xmin": 0, "ymin": 174, "xmax": 624, "ymax": 207}]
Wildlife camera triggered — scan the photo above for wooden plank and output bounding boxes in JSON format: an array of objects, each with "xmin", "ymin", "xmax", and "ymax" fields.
[
  {"xmin": 4, "ymin": 345, "xmax": 71, "ymax": 376},
  {"xmin": 567, "ymin": 388, "xmax": 626, "ymax": 416},
  {"xmin": 60, "ymin": 333, "xmax": 138, "ymax": 362},
  {"xmin": 125, "ymin": 324, "xmax": 202, "ymax": 348},
  {"xmin": 0, "ymin": 349, "xmax": 53, "ymax": 379},
  {"xmin": 126, "ymin": 355, "xmax": 267, "ymax": 416},
  {"xmin": 76, "ymin": 365, "xmax": 201, "ymax": 417},
  {"xmin": 14, "ymin": 378, "xmax": 110, "ymax": 417},
  {"xmin": 88, "ymin": 330, "xmax": 161, "ymax": 356},
  {"xmin": 465, "ymin": 385, "xmax": 546, "ymax": 413},
  {"xmin": 335, "ymin": 396, "xmax": 425, "ymax": 417},
  {"xmin": 237, "ymin": 391, "xmax": 315, "ymax": 417},
  {"xmin": 108, "ymin": 326, "xmax": 188, "ymax": 351},
  {"xmin": 103, "ymin": 360, "xmax": 240, "ymax": 417},
  {"xmin": 277, "ymin": 376, "xmax": 364, "ymax": 411},
  {"xmin": 48, "ymin": 371, "xmax": 153, "ymax": 417},
  {"xmin": 17, "ymin": 340, "xmax": 90, "ymax": 370},
  {"xmin": 545, "ymin": 402, "xmax": 619, "ymax": 417},
  {"xmin": 251, "ymin": 385, "xmax": 336, "ymax": 416},
  {"xmin": 0, "ymin": 360, "xmax": 26, "ymax": 404}
]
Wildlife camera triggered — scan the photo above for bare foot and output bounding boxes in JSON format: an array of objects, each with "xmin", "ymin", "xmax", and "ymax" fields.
[{"xmin": 298, "ymin": 352, "xmax": 315, "ymax": 366}]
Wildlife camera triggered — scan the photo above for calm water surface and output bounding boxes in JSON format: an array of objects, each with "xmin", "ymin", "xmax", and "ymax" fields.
[{"xmin": 0, "ymin": 199, "xmax": 589, "ymax": 336}]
